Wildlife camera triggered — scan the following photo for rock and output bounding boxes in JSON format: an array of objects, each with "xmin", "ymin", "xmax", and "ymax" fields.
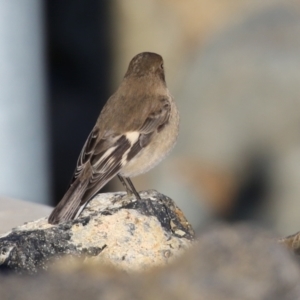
[
  {"xmin": 0, "ymin": 224, "xmax": 299, "ymax": 300},
  {"xmin": 0, "ymin": 190, "xmax": 194, "ymax": 274}
]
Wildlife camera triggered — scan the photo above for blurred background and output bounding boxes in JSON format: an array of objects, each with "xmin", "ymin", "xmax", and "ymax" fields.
[{"xmin": 1, "ymin": 0, "xmax": 300, "ymax": 235}]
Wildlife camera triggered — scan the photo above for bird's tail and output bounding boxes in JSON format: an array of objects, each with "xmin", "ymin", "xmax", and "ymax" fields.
[{"xmin": 48, "ymin": 178, "xmax": 89, "ymax": 224}]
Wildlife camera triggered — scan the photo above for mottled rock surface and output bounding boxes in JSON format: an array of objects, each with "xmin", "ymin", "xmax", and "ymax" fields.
[{"xmin": 0, "ymin": 190, "xmax": 194, "ymax": 274}]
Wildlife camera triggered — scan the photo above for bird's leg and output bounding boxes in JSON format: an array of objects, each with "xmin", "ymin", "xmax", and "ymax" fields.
[
  {"xmin": 117, "ymin": 175, "xmax": 132, "ymax": 195},
  {"xmin": 124, "ymin": 177, "xmax": 141, "ymax": 200},
  {"xmin": 117, "ymin": 175, "xmax": 141, "ymax": 200}
]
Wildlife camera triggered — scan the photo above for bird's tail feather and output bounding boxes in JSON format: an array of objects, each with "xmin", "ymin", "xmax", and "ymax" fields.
[{"xmin": 48, "ymin": 178, "xmax": 89, "ymax": 224}]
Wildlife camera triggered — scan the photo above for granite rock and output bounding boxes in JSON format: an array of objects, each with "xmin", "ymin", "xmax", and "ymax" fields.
[{"xmin": 0, "ymin": 190, "xmax": 194, "ymax": 274}]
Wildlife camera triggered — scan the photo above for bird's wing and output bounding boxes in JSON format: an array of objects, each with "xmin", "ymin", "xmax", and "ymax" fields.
[
  {"xmin": 126, "ymin": 97, "xmax": 171, "ymax": 160},
  {"xmin": 48, "ymin": 127, "xmax": 130, "ymax": 224},
  {"xmin": 140, "ymin": 97, "xmax": 170, "ymax": 134},
  {"xmin": 80, "ymin": 96, "xmax": 171, "ymax": 200},
  {"xmin": 48, "ymin": 97, "xmax": 171, "ymax": 224},
  {"xmin": 78, "ymin": 131, "xmax": 132, "ymax": 204}
]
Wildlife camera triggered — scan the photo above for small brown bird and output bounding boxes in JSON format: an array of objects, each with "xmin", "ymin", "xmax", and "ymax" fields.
[{"xmin": 48, "ymin": 52, "xmax": 179, "ymax": 224}]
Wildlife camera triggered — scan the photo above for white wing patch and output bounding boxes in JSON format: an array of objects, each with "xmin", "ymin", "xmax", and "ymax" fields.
[
  {"xmin": 120, "ymin": 131, "xmax": 140, "ymax": 168},
  {"xmin": 125, "ymin": 131, "xmax": 140, "ymax": 145}
]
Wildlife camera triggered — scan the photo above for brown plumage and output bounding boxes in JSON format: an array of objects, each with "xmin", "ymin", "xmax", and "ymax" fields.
[{"xmin": 48, "ymin": 52, "xmax": 179, "ymax": 224}]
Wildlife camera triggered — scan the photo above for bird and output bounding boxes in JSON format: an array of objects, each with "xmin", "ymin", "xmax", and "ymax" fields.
[{"xmin": 48, "ymin": 52, "xmax": 179, "ymax": 224}]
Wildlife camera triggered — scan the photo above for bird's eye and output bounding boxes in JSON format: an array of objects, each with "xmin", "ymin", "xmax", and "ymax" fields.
[{"xmin": 160, "ymin": 63, "xmax": 164, "ymax": 69}]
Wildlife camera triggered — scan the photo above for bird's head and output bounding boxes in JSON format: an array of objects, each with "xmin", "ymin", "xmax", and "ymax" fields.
[{"xmin": 125, "ymin": 52, "xmax": 165, "ymax": 82}]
